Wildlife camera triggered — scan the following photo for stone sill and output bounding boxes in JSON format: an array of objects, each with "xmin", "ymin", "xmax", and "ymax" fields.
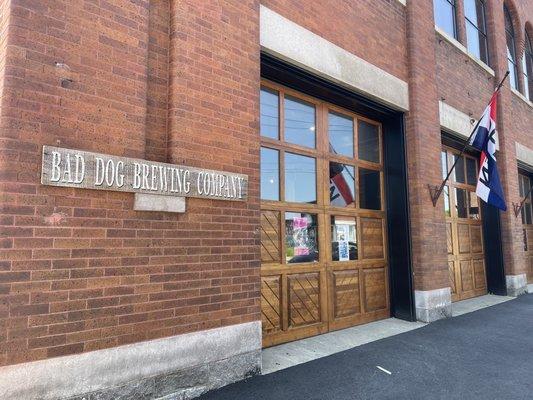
[
  {"xmin": 511, "ymin": 88, "xmax": 533, "ymax": 108},
  {"xmin": 435, "ymin": 25, "xmax": 495, "ymax": 77}
]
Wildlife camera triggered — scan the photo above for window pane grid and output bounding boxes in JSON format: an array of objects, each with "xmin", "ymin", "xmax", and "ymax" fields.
[
  {"xmin": 465, "ymin": 0, "xmax": 488, "ymax": 64},
  {"xmin": 260, "ymin": 82, "xmax": 384, "ymax": 266},
  {"xmin": 434, "ymin": 0, "xmax": 457, "ymax": 39}
]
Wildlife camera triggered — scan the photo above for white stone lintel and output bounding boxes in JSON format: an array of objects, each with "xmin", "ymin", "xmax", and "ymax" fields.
[
  {"xmin": 516, "ymin": 142, "xmax": 533, "ymax": 168},
  {"xmin": 260, "ymin": 5, "xmax": 409, "ymax": 111},
  {"xmin": 439, "ymin": 101, "xmax": 500, "ymax": 150},
  {"xmin": 134, "ymin": 193, "xmax": 186, "ymax": 213}
]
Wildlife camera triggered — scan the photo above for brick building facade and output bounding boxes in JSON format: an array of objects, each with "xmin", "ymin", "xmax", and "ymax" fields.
[{"xmin": 0, "ymin": 0, "xmax": 531, "ymax": 399}]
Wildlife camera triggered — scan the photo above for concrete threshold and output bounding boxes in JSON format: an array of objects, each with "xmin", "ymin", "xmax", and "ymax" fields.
[
  {"xmin": 451, "ymin": 294, "xmax": 514, "ymax": 317},
  {"xmin": 262, "ymin": 294, "xmax": 515, "ymax": 375},
  {"xmin": 262, "ymin": 318, "xmax": 426, "ymax": 374}
]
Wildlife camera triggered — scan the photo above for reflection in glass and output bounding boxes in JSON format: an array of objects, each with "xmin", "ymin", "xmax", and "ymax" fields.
[
  {"xmin": 260, "ymin": 88, "xmax": 279, "ymax": 139},
  {"xmin": 444, "ymin": 186, "xmax": 451, "ymax": 216},
  {"xmin": 358, "ymin": 120, "xmax": 380, "ymax": 163},
  {"xmin": 284, "ymin": 95, "xmax": 315, "ymax": 148},
  {"xmin": 520, "ymin": 204, "xmax": 532, "ymax": 225},
  {"xmin": 465, "ymin": 0, "xmax": 488, "ymax": 63},
  {"xmin": 359, "ymin": 168, "xmax": 381, "ymax": 210},
  {"xmin": 504, "ymin": 6, "xmax": 518, "ymax": 90},
  {"xmin": 331, "ymin": 216, "xmax": 357, "ymax": 261},
  {"xmin": 285, "ymin": 212, "xmax": 318, "ymax": 263},
  {"xmin": 469, "ymin": 191, "xmax": 480, "ymax": 220},
  {"xmin": 260, "ymin": 147, "xmax": 279, "ymax": 201},
  {"xmin": 455, "ymin": 188, "xmax": 468, "ymax": 218},
  {"xmin": 434, "ymin": 0, "xmax": 456, "ymax": 38},
  {"xmin": 329, "ymin": 162, "xmax": 355, "ymax": 207},
  {"xmin": 466, "ymin": 157, "xmax": 478, "ymax": 186},
  {"xmin": 285, "ymin": 152, "xmax": 316, "ymax": 204},
  {"xmin": 329, "ymin": 112, "xmax": 353, "ymax": 157},
  {"xmin": 441, "ymin": 151, "xmax": 448, "ymax": 180},
  {"xmin": 454, "ymin": 155, "xmax": 465, "ymax": 183}
]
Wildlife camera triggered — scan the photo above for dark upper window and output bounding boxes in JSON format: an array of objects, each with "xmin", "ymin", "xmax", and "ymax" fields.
[
  {"xmin": 434, "ymin": 0, "xmax": 457, "ymax": 39},
  {"xmin": 464, "ymin": 0, "xmax": 489, "ymax": 64},
  {"xmin": 504, "ymin": 5, "xmax": 519, "ymax": 90},
  {"xmin": 523, "ymin": 30, "xmax": 533, "ymax": 101}
]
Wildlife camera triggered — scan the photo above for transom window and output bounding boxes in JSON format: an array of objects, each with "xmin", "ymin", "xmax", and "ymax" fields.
[
  {"xmin": 441, "ymin": 149, "xmax": 480, "ymax": 220},
  {"xmin": 522, "ymin": 30, "xmax": 533, "ymax": 101},
  {"xmin": 464, "ymin": 0, "xmax": 489, "ymax": 64},
  {"xmin": 260, "ymin": 82, "xmax": 383, "ymax": 265},
  {"xmin": 434, "ymin": 0, "xmax": 457, "ymax": 39},
  {"xmin": 504, "ymin": 5, "xmax": 519, "ymax": 90}
]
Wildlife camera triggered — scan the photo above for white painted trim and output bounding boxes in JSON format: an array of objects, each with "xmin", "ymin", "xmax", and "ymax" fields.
[
  {"xmin": 435, "ymin": 26, "xmax": 495, "ymax": 76},
  {"xmin": 395, "ymin": 0, "xmax": 406, "ymax": 5},
  {"xmin": 0, "ymin": 321, "xmax": 262, "ymax": 400},
  {"xmin": 516, "ymin": 142, "xmax": 533, "ymax": 167},
  {"xmin": 511, "ymin": 88, "xmax": 533, "ymax": 108},
  {"xmin": 260, "ymin": 5, "xmax": 409, "ymax": 111}
]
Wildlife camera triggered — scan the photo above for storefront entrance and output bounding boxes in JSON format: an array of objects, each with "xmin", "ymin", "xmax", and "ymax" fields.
[
  {"xmin": 518, "ymin": 172, "xmax": 533, "ymax": 283},
  {"xmin": 442, "ymin": 147, "xmax": 487, "ymax": 302},
  {"xmin": 260, "ymin": 82, "xmax": 389, "ymax": 347}
]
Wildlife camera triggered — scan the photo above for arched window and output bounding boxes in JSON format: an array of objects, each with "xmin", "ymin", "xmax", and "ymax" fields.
[
  {"xmin": 504, "ymin": 5, "xmax": 518, "ymax": 90},
  {"xmin": 465, "ymin": 0, "xmax": 489, "ymax": 64},
  {"xmin": 522, "ymin": 30, "xmax": 533, "ymax": 101},
  {"xmin": 434, "ymin": 0, "xmax": 457, "ymax": 39}
]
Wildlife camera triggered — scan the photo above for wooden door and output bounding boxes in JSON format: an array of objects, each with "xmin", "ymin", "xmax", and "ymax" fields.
[
  {"xmin": 259, "ymin": 82, "xmax": 389, "ymax": 347},
  {"xmin": 518, "ymin": 173, "xmax": 533, "ymax": 283},
  {"xmin": 442, "ymin": 148, "xmax": 487, "ymax": 302}
]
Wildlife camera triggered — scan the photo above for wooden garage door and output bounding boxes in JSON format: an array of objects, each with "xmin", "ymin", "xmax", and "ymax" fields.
[
  {"xmin": 442, "ymin": 147, "xmax": 487, "ymax": 302},
  {"xmin": 518, "ymin": 173, "xmax": 533, "ymax": 283},
  {"xmin": 259, "ymin": 81, "xmax": 389, "ymax": 347}
]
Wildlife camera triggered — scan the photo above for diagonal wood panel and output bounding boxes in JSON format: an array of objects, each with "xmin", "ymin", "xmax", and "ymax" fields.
[
  {"xmin": 470, "ymin": 225, "xmax": 483, "ymax": 254},
  {"xmin": 288, "ymin": 273, "xmax": 320, "ymax": 328},
  {"xmin": 361, "ymin": 218, "xmax": 384, "ymax": 259},
  {"xmin": 363, "ymin": 267, "xmax": 387, "ymax": 312},
  {"xmin": 261, "ymin": 211, "xmax": 281, "ymax": 263},
  {"xmin": 449, "ymin": 261, "xmax": 457, "ymax": 295},
  {"xmin": 261, "ymin": 276, "xmax": 281, "ymax": 334},
  {"xmin": 473, "ymin": 259, "xmax": 486, "ymax": 289},
  {"xmin": 332, "ymin": 270, "xmax": 360, "ymax": 319}
]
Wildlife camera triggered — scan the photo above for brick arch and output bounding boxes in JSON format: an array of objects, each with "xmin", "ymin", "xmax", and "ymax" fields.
[
  {"xmin": 525, "ymin": 21, "xmax": 533, "ymax": 49},
  {"xmin": 503, "ymin": 0, "xmax": 525, "ymax": 58}
]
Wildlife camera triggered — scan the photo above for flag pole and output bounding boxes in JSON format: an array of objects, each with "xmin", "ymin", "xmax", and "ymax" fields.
[
  {"xmin": 513, "ymin": 182, "xmax": 533, "ymax": 218},
  {"xmin": 429, "ymin": 71, "xmax": 510, "ymax": 207}
]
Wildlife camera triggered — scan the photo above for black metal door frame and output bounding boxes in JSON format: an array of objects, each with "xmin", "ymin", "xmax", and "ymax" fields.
[{"xmin": 261, "ymin": 53, "xmax": 416, "ymax": 321}]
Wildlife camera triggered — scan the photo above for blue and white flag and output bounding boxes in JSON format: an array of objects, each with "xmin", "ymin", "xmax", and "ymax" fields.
[{"xmin": 469, "ymin": 92, "xmax": 507, "ymax": 211}]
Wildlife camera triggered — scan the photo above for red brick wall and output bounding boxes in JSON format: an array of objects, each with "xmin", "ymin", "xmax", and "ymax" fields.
[
  {"xmin": 0, "ymin": 0, "xmax": 531, "ymax": 370},
  {"xmin": 435, "ymin": 0, "xmax": 533, "ymax": 278},
  {"xmin": 405, "ymin": 0, "xmax": 449, "ymax": 291},
  {"xmin": 0, "ymin": 0, "xmax": 260, "ymax": 367},
  {"xmin": 261, "ymin": 0, "xmax": 408, "ymax": 81}
]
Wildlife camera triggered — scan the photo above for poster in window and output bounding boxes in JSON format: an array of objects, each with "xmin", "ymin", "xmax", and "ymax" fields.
[{"xmin": 293, "ymin": 217, "xmax": 310, "ymax": 256}]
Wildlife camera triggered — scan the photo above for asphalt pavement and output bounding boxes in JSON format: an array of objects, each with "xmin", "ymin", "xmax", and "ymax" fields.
[{"xmin": 199, "ymin": 294, "xmax": 533, "ymax": 400}]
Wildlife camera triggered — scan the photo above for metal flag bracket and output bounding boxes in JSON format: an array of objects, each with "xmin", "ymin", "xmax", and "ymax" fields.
[{"xmin": 428, "ymin": 71, "xmax": 510, "ymax": 208}]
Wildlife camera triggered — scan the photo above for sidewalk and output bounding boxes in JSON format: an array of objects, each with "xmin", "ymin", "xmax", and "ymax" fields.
[{"xmin": 198, "ymin": 294, "xmax": 533, "ymax": 400}]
